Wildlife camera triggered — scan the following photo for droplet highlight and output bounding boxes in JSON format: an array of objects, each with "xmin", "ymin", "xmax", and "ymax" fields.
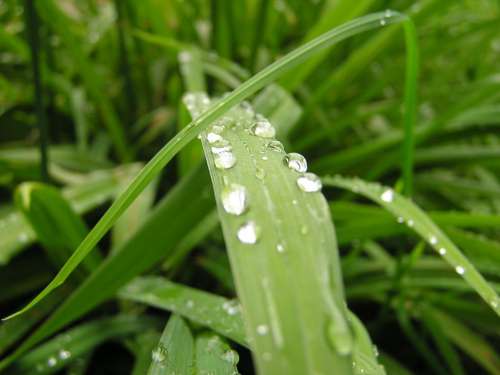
[
  {"xmin": 237, "ymin": 221, "xmax": 259, "ymax": 244},
  {"xmin": 297, "ymin": 173, "xmax": 322, "ymax": 192},
  {"xmin": 222, "ymin": 184, "xmax": 248, "ymax": 216},
  {"xmin": 284, "ymin": 153, "xmax": 307, "ymax": 173}
]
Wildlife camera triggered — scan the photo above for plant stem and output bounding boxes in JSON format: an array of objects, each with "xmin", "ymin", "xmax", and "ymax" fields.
[{"xmin": 25, "ymin": 0, "xmax": 49, "ymax": 182}]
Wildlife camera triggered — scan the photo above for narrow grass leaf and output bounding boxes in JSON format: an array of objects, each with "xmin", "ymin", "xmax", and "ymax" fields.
[{"xmin": 324, "ymin": 175, "xmax": 500, "ymax": 315}]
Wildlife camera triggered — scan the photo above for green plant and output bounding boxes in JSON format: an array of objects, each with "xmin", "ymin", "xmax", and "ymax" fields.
[{"xmin": 1, "ymin": 1, "xmax": 499, "ymax": 374}]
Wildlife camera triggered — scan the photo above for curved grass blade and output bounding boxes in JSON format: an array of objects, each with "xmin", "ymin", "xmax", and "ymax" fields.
[
  {"xmin": 9, "ymin": 315, "xmax": 160, "ymax": 374},
  {"xmin": 4, "ymin": 10, "xmax": 413, "ymax": 320},
  {"xmin": 324, "ymin": 175, "xmax": 500, "ymax": 315},
  {"xmin": 195, "ymin": 333, "xmax": 240, "ymax": 375},
  {"xmin": 148, "ymin": 315, "xmax": 193, "ymax": 375}
]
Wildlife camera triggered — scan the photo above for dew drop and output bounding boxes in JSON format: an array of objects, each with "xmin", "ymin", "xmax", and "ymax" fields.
[
  {"xmin": 222, "ymin": 184, "xmax": 248, "ymax": 216},
  {"xmin": 47, "ymin": 357, "xmax": 57, "ymax": 367},
  {"xmin": 18, "ymin": 233, "xmax": 28, "ymax": 243},
  {"xmin": 256, "ymin": 325, "xmax": 269, "ymax": 335},
  {"xmin": 267, "ymin": 140, "xmax": 284, "ymax": 153},
  {"xmin": 276, "ymin": 243, "xmax": 285, "ymax": 253},
  {"xmin": 222, "ymin": 350, "xmax": 239, "ymax": 364},
  {"xmin": 58, "ymin": 349, "xmax": 71, "ymax": 360},
  {"xmin": 455, "ymin": 265, "xmax": 465, "ymax": 275},
  {"xmin": 297, "ymin": 173, "xmax": 322, "ymax": 192},
  {"xmin": 251, "ymin": 117, "xmax": 276, "ymax": 138},
  {"xmin": 222, "ymin": 300, "xmax": 240, "ymax": 315},
  {"xmin": 438, "ymin": 248, "xmax": 447, "ymax": 256},
  {"xmin": 380, "ymin": 189, "xmax": 394, "ymax": 203},
  {"xmin": 237, "ymin": 221, "xmax": 259, "ymax": 244},
  {"xmin": 262, "ymin": 156, "xmax": 268, "ymax": 161},
  {"xmin": 397, "ymin": 216, "xmax": 404, "ymax": 224},
  {"xmin": 407, "ymin": 219, "xmax": 414, "ymax": 227},
  {"xmin": 429, "ymin": 235, "xmax": 438, "ymax": 245},
  {"xmin": 214, "ymin": 152, "xmax": 236, "ymax": 169},
  {"xmin": 186, "ymin": 300, "xmax": 194, "ymax": 308},
  {"xmin": 152, "ymin": 345, "xmax": 167, "ymax": 363},
  {"xmin": 284, "ymin": 153, "xmax": 307, "ymax": 173},
  {"xmin": 380, "ymin": 19, "xmax": 387, "ymax": 26},
  {"xmin": 211, "ymin": 145, "xmax": 232, "ymax": 154},
  {"xmin": 207, "ymin": 132, "xmax": 223, "ymax": 144}
]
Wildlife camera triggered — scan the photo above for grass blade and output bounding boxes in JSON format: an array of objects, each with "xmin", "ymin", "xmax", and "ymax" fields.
[
  {"xmin": 188, "ymin": 96, "xmax": 353, "ymax": 374},
  {"xmin": 324, "ymin": 175, "xmax": 500, "ymax": 315}
]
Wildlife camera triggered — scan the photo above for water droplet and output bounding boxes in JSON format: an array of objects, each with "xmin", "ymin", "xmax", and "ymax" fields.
[
  {"xmin": 207, "ymin": 132, "xmax": 224, "ymax": 144},
  {"xmin": 284, "ymin": 153, "xmax": 307, "ymax": 173},
  {"xmin": 297, "ymin": 173, "xmax": 322, "ymax": 192},
  {"xmin": 58, "ymin": 349, "xmax": 71, "ymax": 360},
  {"xmin": 222, "ymin": 300, "xmax": 240, "ymax": 315},
  {"xmin": 211, "ymin": 145, "xmax": 232, "ymax": 154},
  {"xmin": 429, "ymin": 235, "xmax": 438, "ymax": 245},
  {"xmin": 47, "ymin": 357, "xmax": 57, "ymax": 367},
  {"xmin": 152, "ymin": 345, "xmax": 167, "ymax": 363},
  {"xmin": 380, "ymin": 189, "xmax": 394, "ymax": 203},
  {"xmin": 222, "ymin": 184, "xmax": 248, "ymax": 216},
  {"xmin": 276, "ymin": 243, "xmax": 285, "ymax": 253},
  {"xmin": 256, "ymin": 325, "xmax": 269, "ymax": 335},
  {"xmin": 251, "ymin": 117, "xmax": 276, "ymax": 138},
  {"xmin": 267, "ymin": 140, "xmax": 284, "ymax": 153},
  {"xmin": 186, "ymin": 300, "xmax": 194, "ymax": 308},
  {"xmin": 214, "ymin": 152, "xmax": 236, "ymax": 169},
  {"xmin": 255, "ymin": 167, "xmax": 266, "ymax": 180},
  {"xmin": 397, "ymin": 216, "xmax": 404, "ymax": 223},
  {"xmin": 18, "ymin": 233, "xmax": 28, "ymax": 243},
  {"xmin": 438, "ymin": 248, "xmax": 446, "ymax": 256},
  {"xmin": 455, "ymin": 265, "xmax": 465, "ymax": 275},
  {"xmin": 222, "ymin": 350, "xmax": 239, "ymax": 364},
  {"xmin": 407, "ymin": 219, "xmax": 414, "ymax": 227},
  {"xmin": 380, "ymin": 19, "xmax": 387, "ymax": 26},
  {"xmin": 292, "ymin": 199, "xmax": 298, "ymax": 205},
  {"xmin": 237, "ymin": 221, "xmax": 259, "ymax": 244},
  {"xmin": 373, "ymin": 345, "xmax": 379, "ymax": 357},
  {"xmin": 262, "ymin": 156, "xmax": 268, "ymax": 161}
]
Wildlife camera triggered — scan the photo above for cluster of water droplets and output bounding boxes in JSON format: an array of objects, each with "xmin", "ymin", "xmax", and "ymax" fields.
[{"xmin": 36, "ymin": 349, "xmax": 72, "ymax": 372}]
